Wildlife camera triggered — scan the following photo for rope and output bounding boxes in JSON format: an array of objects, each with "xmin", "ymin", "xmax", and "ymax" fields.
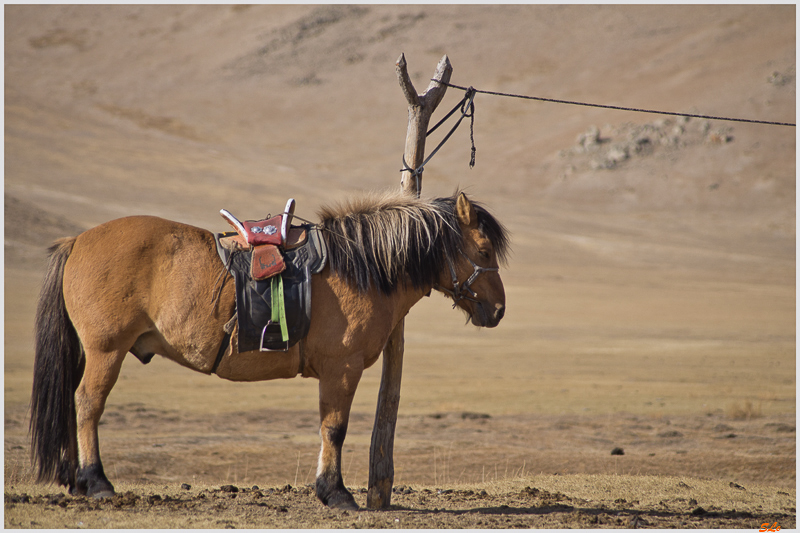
[
  {"xmin": 433, "ymin": 80, "xmax": 795, "ymax": 127},
  {"xmin": 400, "ymin": 87, "xmax": 477, "ymax": 193}
]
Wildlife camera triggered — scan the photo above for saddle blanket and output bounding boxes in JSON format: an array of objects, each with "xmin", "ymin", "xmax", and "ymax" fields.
[{"xmin": 215, "ymin": 224, "xmax": 327, "ymax": 352}]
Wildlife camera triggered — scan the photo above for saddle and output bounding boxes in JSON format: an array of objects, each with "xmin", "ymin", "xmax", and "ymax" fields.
[{"xmin": 215, "ymin": 199, "xmax": 327, "ymax": 352}]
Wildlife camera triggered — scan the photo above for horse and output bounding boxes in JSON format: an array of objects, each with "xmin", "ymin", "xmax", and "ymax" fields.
[{"xmin": 29, "ymin": 190, "xmax": 509, "ymax": 510}]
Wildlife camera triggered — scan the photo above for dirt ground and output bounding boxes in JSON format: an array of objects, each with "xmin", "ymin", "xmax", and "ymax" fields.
[{"xmin": 4, "ymin": 4, "xmax": 796, "ymax": 529}]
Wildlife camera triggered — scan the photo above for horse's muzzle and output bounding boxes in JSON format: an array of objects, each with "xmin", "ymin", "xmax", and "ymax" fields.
[{"xmin": 474, "ymin": 302, "xmax": 505, "ymax": 328}]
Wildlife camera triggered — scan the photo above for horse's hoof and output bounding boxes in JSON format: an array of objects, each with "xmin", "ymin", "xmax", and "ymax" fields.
[
  {"xmin": 77, "ymin": 464, "xmax": 115, "ymax": 499},
  {"xmin": 323, "ymin": 490, "xmax": 359, "ymax": 511}
]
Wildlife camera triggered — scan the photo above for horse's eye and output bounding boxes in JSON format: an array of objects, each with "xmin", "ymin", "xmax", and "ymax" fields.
[{"xmin": 478, "ymin": 249, "xmax": 490, "ymax": 260}]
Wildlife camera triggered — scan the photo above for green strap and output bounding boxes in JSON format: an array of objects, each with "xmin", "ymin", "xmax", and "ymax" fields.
[{"xmin": 270, "ymin": 275, "xmax": 289, "ymax": 343}]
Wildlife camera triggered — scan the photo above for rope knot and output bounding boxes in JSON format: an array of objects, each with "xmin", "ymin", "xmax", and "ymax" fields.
[{"xmin": 399, "ymin": 84, "xmax": 479, "ymax": 183}]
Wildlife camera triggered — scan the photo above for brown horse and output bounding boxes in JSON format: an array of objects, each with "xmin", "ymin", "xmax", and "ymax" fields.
[{"xmin": 30, "ymin": 190, "xmax": 509, "ymax": 510}]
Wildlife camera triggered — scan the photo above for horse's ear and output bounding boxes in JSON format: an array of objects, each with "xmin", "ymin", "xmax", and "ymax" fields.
[{"xmin": 456, "ymin": 192, "xmax": 478, "ymax": 228}]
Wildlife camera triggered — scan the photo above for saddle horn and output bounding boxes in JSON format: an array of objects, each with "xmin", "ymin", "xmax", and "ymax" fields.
[
  {"xmin": 281, "ymin": 198, "xmax": 295, "ymax": 246},
  {"xmin": 220, "ymin": 208, "xmax": 247, "ymax": 236}
]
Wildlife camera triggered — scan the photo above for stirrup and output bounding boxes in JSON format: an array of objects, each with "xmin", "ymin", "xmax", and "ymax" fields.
[{"xmin": 259, "ymin": 321, "xmax": 289, "ymax": 352}]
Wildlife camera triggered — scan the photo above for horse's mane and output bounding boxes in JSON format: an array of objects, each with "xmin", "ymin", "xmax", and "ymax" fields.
[{"xmin": 318, "ymin": 190, "xmax": 509, "ymax": 294}]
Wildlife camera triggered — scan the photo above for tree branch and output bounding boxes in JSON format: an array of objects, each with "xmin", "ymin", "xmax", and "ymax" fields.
[{"xmin": 396, "ymin": 53, "xmax": 420, "ymax": 107}]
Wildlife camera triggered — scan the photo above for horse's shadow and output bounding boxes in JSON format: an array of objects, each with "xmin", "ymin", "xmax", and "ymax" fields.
[
  {"xmin": 388, "ymin": 502, "xmax": 576, "ymax": 517},
  {"xmin": 382, "ymin": 502, "xmax": 773, "ymax": 524}
]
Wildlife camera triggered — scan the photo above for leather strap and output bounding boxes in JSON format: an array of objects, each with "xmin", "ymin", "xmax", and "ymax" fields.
[
  {"xmin": 270, "ymin": 275, "xmax": 289, "ymax": 343},
  {"xmin": 211, "ymin": 331, "xmax": 231, "ymax": 374}
]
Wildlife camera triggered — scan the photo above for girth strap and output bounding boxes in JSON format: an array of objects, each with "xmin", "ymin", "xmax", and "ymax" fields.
[{"xmin": 211, "ymin": 331, "xmax": 231, "ymax": 374}]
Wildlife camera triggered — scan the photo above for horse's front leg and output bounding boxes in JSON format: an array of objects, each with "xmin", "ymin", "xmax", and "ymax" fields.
[{"xmin": 315, "ymin": 363, "xmax": 363, "ymax": 511}]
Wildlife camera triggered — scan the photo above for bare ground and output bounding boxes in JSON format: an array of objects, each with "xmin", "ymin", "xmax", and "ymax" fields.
[
  {"xmin": 4, "ymin": 476, "xmax": 796, "ymax": 529},
  {"xmin": 4, "ymin": 4, "xmax": 795, "ymax": 529},
  {"xmin": 4, "ymin": 404, "xmax": 797, "ymax": 528}
]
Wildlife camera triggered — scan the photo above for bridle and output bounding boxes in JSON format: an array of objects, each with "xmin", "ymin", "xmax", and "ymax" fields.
[{"xmin": 434, "ymin": 248, "xmax": 499, "ymax": 308}]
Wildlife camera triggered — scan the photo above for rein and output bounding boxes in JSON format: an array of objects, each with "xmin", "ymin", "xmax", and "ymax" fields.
[{"xmin": 435, "ymin": 248, "xmax": 498, "ymax": 308}]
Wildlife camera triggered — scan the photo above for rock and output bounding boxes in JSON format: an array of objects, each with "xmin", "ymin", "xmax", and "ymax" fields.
[
  {"xmin": 577, "ymin": 125, "xmax": 602, "ymax": 152},
  {"xmin": 606, "ymin": 146, "xmax": 628, "ymax": 165}
]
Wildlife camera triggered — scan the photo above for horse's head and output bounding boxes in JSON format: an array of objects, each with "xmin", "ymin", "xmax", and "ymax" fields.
[{"xmin": 437, "ymin": 193, "xmax": 509, "ymax": 328}]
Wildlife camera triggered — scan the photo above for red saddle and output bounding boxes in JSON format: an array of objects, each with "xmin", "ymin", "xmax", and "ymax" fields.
[{"xmin": 219, "ymin": 199, "xmax": 297, "ymax": 280}]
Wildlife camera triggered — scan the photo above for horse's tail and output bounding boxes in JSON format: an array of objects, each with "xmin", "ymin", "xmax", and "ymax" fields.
[{"xmin": 30, "ymin": 237, "xmax": 84, "ymax": 488}]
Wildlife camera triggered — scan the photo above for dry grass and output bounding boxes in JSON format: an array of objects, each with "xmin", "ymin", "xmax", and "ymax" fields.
[
  {"xmin": 478, "ymin": 474, "xmax": 794, "ymax": 511},
  {"xmin": 727, "ymin": 400, "xmax": 764, "ymax": 421}
]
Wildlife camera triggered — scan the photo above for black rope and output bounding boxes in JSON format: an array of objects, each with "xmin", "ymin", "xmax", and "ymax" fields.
[
  {"xmin": 433, "ymin": 80, "xmax": 795, "ymax": 128},
  {"xmin": 401, "ymin": 87, "xmax": 477, "ymax": 193},
  {"xmin": 462, "ymin": 93, "xmax": 476, "ymax": 168}
]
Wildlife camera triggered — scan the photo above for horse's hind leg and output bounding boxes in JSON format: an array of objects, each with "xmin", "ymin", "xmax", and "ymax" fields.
[
  {"xmin": 315, "ymin": 366, "xmax": 363, "ymax": 511},
  {"xmin": 73, "ymin": 348, "xmax": 126, "ymax": 498}
]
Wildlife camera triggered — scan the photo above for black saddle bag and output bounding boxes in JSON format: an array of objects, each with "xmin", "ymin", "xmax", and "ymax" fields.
[{"xmin": 216, "ymin": 224, "xmax": 327, "ymax": 352}]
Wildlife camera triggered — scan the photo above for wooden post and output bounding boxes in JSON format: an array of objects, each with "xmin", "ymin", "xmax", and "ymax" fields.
[
  {"xmin": 397, "ymin": 53, "xmax": 453, "ymax": 195},
  {"xmin": 366, "ymin": 53, "xmax": 452, "ymax": 510}
]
